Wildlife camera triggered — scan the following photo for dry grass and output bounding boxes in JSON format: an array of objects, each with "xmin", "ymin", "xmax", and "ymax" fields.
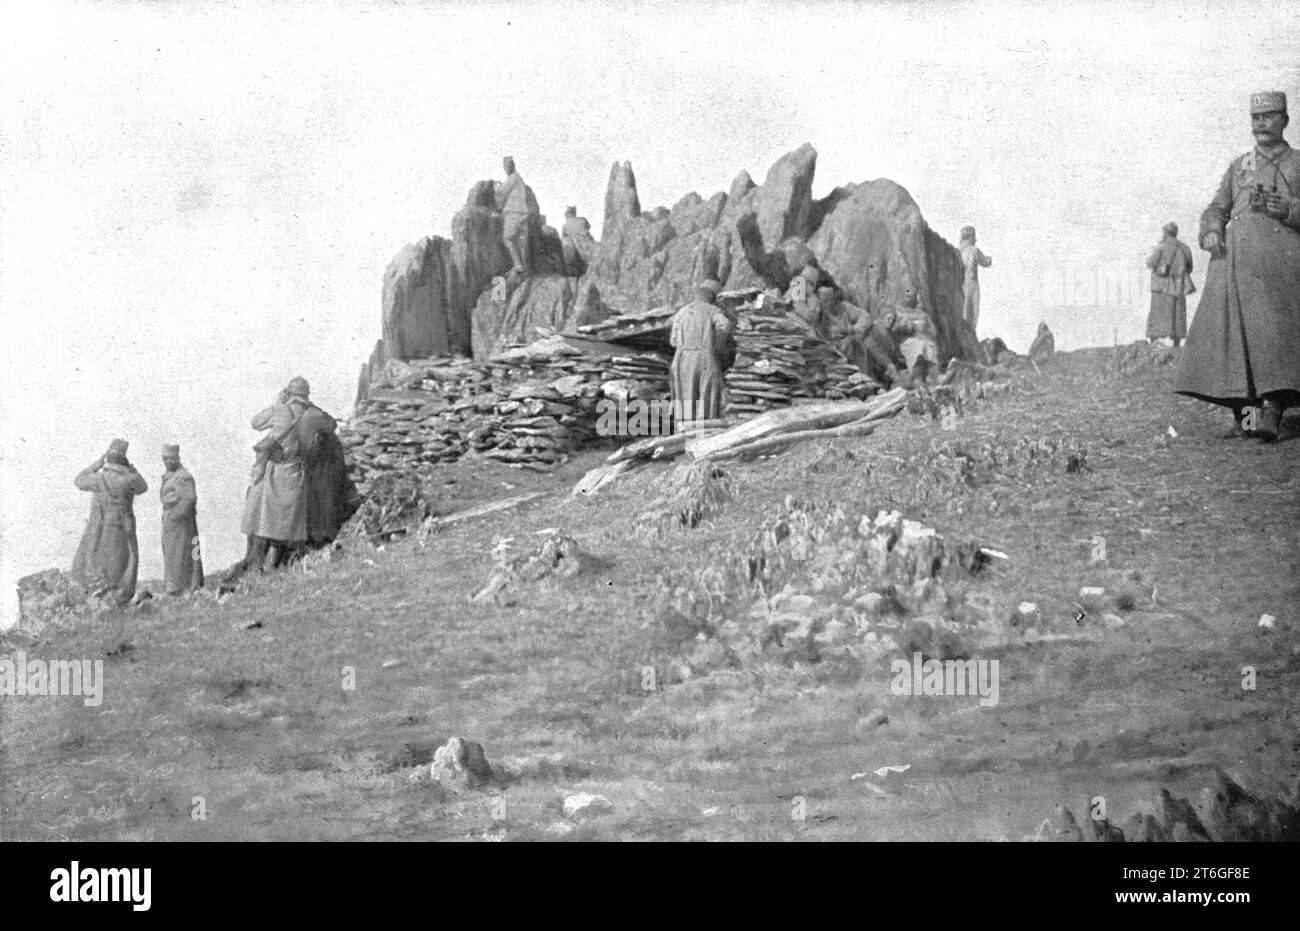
[{"xmin": 3, "ymin": 343, "xmax": 1299, "ymax": 841}]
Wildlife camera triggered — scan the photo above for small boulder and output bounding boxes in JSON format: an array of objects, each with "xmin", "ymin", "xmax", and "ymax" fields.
[
  {"xmin": 1010, "ymin": 602, "xmax": 1041, "ymax": 628},
  {"xmin": 1078, "ymin": 586, "xmax": 1107, "ymax": 612},
  {"xmin": 430, "ymin": 737, "xmax": 494, "ymax": 788},
  {"xmin": 563, "ymin": 792, "xmax": 614, "ymax": 819}
]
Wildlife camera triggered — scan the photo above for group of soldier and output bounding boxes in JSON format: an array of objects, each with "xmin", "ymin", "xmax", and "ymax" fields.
[
  {"xmin": 673, "ymin": 91, "xmax": 1299, "ymax": 442},
  {"xmin": 667, "ymin": 233, "xmax": 989, "ymax": 425},
  {"xmin": 1154, "ymin": 90, "xmax": 1299, "ymax": 442},
  {"xmin": 69, "ymin": 90, "xmax": 1298, "ymax": 598},
  {"xmin": 70, "ymin": 377, "xmax": 357, "ymax": 605}
]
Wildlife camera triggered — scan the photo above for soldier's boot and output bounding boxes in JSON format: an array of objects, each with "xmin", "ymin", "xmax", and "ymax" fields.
[
  {"xmin": 263, "ymin": 544, "xmax": 282, "ymax": 572},
  {"xmin": 1256, "ymin": 399, "xmax": 1283, "ymax": 443},
  {"xmin": 1226, "ymin": 403, "xmax": 1257, "ymax": 439}
]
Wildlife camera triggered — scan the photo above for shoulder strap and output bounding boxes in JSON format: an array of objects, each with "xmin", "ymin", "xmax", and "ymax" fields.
[
  {"xmin": 97, "ymin": 469, "xmax": 127, "ymax": 507},
  {"xmin": 268, "ymin": 405, "xmax": 306, "ymax": 446}
]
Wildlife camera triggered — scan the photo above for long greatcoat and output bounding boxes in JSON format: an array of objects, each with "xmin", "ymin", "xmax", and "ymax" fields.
[
  {"xmin": 294, "ymin": 405, "xmax": 359, "ymax": 544},
  {"xmin": 160, "ymin": 465, "xmax": 204, "ymax": 595},
  {"xmin": 1145, "ymin": 236, "xmax": 1194, "ymax": 340},
  {"xmin": 240, "ymin": 400, "xmax": 308, "ymax": 542},
  {"xmin": 1176, "ymin": 144, "xmax": 1300, "ymax": 407},
  {"xmin": 670, "ymin": 298, "xmax": 734, "ymax": 423},
  {"xmin": 71, "ymin": 461, "xmax": 147, "ymax": 602}
]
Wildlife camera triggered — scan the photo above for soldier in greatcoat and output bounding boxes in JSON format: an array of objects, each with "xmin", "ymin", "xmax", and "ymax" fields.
[
  {"xmin": 669, "ymin": 279, "xmax": 734, "ymax": 427},
  {"xmin": 1144, "ymin": 222, "xmax": 1195, "ymax": 347},
  {"xmin": 240, "ymin": 377, "xmax": 312, "ymax": 570},
  {"xmin": 159, "ymin": 443, "xmax": 204, "ymax": 595},
  {"xmin": 1176, "ymin": 91, "xmax": 1300, "ymax": 441},
  {"xmin": 71, "ymin": 438, "xmax": 148, "ymax": 604}
]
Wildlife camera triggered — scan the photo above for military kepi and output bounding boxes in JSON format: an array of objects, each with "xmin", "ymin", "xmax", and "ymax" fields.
[{"xmin": 1250, "ymin": 91, "xmax": 1287, "ymax": 114}]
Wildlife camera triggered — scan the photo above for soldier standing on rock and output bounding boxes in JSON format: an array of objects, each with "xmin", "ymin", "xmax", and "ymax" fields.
[
  {"xmin": 159, "ymin": 443, "xmax": 204, "ymax": 596},
  {"xmin": 1176, "ymin": 91, "xmax": 1300, "ymax": 442},
  {"xmin": 670, "ymin": 279, "xmax": 734, "ymax": 427},
  {"xmin": 71, "ymin": 438, "xmax": 147, "ymax": 604},
  {"xmin": 959, "ymin": 226, "xmax": 992, "ymax": 333},
  {"xmin": 561, "ymin": 205, "xmax": 595, "ymax": 276},
  {"xmin": 495, "ymin": 156, "xmax": 530, "ymax": 278}
]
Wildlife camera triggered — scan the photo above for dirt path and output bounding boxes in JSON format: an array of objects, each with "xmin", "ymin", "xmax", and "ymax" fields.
[{"xmin": 2, "ymin": 344, "xmax": 1297, "ymax": 840}]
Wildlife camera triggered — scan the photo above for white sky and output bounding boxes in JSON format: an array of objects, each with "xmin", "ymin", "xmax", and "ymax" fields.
[{"xmin": 1, "ymin": 0, "xmax": 1297, "ymax": 626}]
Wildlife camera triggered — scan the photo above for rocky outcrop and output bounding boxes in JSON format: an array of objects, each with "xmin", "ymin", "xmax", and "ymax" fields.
[
  {"xmin": 472, "ymin": 275, "xmax": 589, "ymax": 360},
  {"xmin": 381, "ymin": 238, "xmax": 453, "ymax": 360},
  {"xmin": 754, "ymin": 143, "xmax": 817, "ymax": 249},
  {"xmin": 578, "ymin": 146, "xmax": 974, "ymax": 363},
  {"xmin": 376, "ymin": 179, "xmax": 550, "ymax": 365},
  {"xmin": 808, "ymin": 181, "xmax": 979, "ymax": 364},
  {"xmin": 369, "ymin": 145, "xmax": 976, "ymax": 377}
]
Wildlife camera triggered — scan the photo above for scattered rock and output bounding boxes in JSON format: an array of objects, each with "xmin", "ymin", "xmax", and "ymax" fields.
[
  {"xmin": 430, "ymin": 737, "xmax": 494, "ymax": 788},
  {"xmin": 1083, "ymin": 816, "xmax": 1125, "ymax": 843},
  {"xmin": 1026, "ymin": 805, "xmax": 1084, "ymax": 842},
  {"xmin": 1010, "ymin": 602, "xmax": 1041, "ymax": 628},
  {"xmin": 858, "ymin": 708, "xmax": 889, "ymax": 729},
  {"xmin": 563, "ymin": 792, "xmax": 614, "ymax": 819},
  {"xmin": 14, "ymin": 568, "xmax": 95, "ymax": 636},
  {"xmin": 1122, "ymin": 813, "xmax": 1168, "ymax": 843},
  {"xmin": 1159, "ymin": 787, "xmax": 1211, "ymax": 840},
  {"xmin": 471, "ymin": 534, "xmax": 585, "ymax": 605},
  {"xmin": 1201, "ymin": 767, "xmax": 1300, "ymax": 842},
  {"xmin": 1078, "ymin": 587, "xmax": 1107, "ymax": 612},
  {"xmin": 1036, "ymin": 772, "xmax": 1300, "ymax": 842}
]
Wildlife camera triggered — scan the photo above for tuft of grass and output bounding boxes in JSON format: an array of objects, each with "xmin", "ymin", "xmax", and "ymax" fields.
[
  {"xmin": 635, "ymin": 460, "xmax": 737, "ymax": 538},
  {"xmin": 343, "ymin": 472, "xmax": 437, "ymax": 542}
]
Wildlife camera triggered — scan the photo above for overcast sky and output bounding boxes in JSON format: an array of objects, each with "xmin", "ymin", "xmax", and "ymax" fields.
[{"xmin": 2, "ymin": 0, "xmax": 1297, "ymax": 625}]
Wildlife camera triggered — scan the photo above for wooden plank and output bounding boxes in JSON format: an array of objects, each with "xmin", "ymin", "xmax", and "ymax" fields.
[
  {"xmin": 705, "ymin": 417, "xmax": 884, "ymax": 462},
  {"xmin": 428, "ymin": 492, "xmax": 546, "ymax": 527},
  {"xmin": 687, "ymin": 387, "xmax": 908, "ymax": 460},
  {"xmin": 571, "ymin": 459, "xmax": 637, "ymax": 497},
  {"xmin": 606, "ymin": 425, "xmax": 722, "ymax": 463}
]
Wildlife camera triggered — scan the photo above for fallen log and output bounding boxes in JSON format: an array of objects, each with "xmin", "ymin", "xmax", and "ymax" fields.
[
  {"xmin": 673, "ymin": 418, "xmax": 730, "ymax": 434},
  {"xmin": 429, "ymin": 492, "xmax": 546, "ymax": 528},
  {"xmin": 571, "ymin": 459, "xmax": 637, "ymax": 497},
  {"xmin": 687, "ymin": 387, "xmax": 908, "ymax": 460},
  {"xmin": 606, "ymin": 426, "xmax": 724, "ymax": 464},
  {"xmin": 704, "ymin": 414, "xmax": 885, "ymax": 462},
  {"xmin": 650, "ymin": 429, "xmax": 724, "ymax": 459}
]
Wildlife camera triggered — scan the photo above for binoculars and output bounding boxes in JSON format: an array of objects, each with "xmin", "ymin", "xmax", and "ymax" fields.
[{"xmin": 1249, "ymin": 183, "xmax": 1277, "ymax": 212}]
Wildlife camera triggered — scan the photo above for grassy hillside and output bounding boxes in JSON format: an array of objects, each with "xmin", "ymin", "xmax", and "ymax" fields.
[{"xmin": 3, "ymin": 344, "xmax": 1298, "ymax": 841}]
